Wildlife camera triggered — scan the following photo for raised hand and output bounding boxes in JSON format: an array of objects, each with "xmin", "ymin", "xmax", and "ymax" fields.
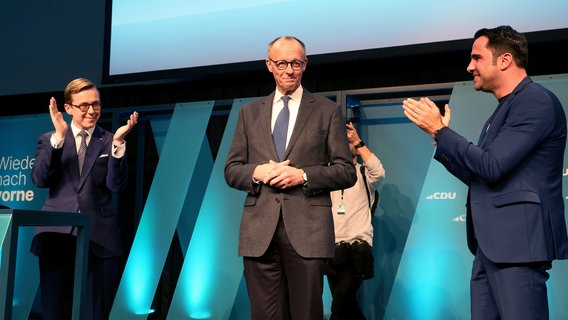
[
  {"xmin": 49, "ymin": 97, "xmax": 68, "ymax": 140},
  {"xmin": 345, "ymin": 122, "xmax": 361, "ymax": 145},
  {"xmin": 113, "ymin": 111, "xmax": 139, "ymax": 145}
]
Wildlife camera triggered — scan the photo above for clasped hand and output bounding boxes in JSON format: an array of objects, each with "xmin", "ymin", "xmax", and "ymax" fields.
[{"xmin": 254, "ymin": 160, "xmax": 304, "ymax": 189}]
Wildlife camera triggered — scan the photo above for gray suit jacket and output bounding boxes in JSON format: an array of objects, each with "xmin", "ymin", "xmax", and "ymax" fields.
[{"xmin": 225, "ymin": 89, "xmax": 356, "ymax": 258}]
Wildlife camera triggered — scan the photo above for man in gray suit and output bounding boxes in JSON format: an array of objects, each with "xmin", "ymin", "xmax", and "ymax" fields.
[{"xmin": 225, "ymin": 36, "xmax": 356, "ymax": 319}]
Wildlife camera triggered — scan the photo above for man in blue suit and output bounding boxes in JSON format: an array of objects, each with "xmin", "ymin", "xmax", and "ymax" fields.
[
  {"xmin": 402, "ymin": 26, "xmax": 568, "ymax": 319},
  {"xmin": 31, "ymin": 78, "xmax": 138, "ymax": 320}
]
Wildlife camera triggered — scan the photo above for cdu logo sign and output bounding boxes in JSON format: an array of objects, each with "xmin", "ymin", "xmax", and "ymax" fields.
[{"xmin": 426, "ymin": 192, "xmax": 457, "ymax": 200}]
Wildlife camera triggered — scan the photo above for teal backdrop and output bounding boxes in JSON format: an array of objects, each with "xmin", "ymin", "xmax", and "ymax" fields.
[
  {"xmin": 2, "ymin": 74, "xmax": 568, "ymax": 319},
  {"xmin": 0, "ymin": 114, "xmax": 51, "ymax": 319}
]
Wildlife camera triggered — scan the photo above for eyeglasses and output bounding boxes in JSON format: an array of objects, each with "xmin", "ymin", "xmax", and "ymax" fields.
[
  {"xmin": 268, "ymin": 58, "xmax": 306, "ymax": 70},
  {"xmin": 70, "ymin": 101, "xmax": 102, "ymax": 112}
]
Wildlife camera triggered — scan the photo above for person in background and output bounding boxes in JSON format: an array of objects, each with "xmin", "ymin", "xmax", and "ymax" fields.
[
  {"xmin": 402, "ymin": 25, "xmax": 568, "ymax": 319},
  {"xmin": 31, "ymin": 78, "xmax": 138, "ymax": 320},
  {"xmin": 224, "ymin": 36, "xmax": 356, "ymax": 319},
  {"xmin": 326, "ymin": 121, "xmax": 385, "ymax": 320}
]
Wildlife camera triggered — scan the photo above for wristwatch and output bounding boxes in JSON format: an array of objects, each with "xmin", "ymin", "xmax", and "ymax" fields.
[{"xmin": 354, "ymin": 141, "xmax": 365, "ymax": 149}]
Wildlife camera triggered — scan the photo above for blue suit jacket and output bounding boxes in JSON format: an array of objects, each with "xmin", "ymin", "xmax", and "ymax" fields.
[
  {"xmin": 435, "ymin": 77, "xmax": 568, "ymax": 263},
  {"xmin": 31, "ymin": 125, "xmax": 128, "ymax": 258}
]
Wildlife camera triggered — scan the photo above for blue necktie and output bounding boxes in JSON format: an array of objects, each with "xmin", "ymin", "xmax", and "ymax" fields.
[{"xmin": 273, "ymin": 96, "xmax": 290, "ymax": 161}]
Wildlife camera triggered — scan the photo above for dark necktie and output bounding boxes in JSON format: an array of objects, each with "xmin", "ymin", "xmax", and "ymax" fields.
[
  {"xmin": 273, "ymin": 96, "xmax": 290, "ymax": 161},
  {"xmin": 78, "ymin": 130, "xmax": 88, "ymax": 175}
]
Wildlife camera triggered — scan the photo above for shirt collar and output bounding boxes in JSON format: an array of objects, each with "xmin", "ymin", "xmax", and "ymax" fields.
[
  {"xmin": 274, "ymin": 86, "xmax": 303, "ymax": 104},
  {"xmin": 71, "ymin": 122, "xmax": 95, "ymax": 138}
]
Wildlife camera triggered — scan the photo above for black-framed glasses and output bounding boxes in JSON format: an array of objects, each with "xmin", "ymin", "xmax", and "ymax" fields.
[
  {"xmin": 268, "ymin": 58, "xmax": 306, "ymax": 70},
  {"xmin": 70, "ymin": 101, "xmax": 102, "ymax": 112}
]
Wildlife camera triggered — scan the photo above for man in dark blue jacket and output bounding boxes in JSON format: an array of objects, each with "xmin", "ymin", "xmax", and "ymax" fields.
[
  {"xmin": 403, "ymin": 26, "xmax": 568, "ymax": 320},
  {"xmin": 31, "ymin": 78, "xmax": 138, "ymax": 320}
]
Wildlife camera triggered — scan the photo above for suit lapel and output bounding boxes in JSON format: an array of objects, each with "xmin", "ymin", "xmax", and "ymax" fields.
[
  {"xmin": 478, "ymin": 104, "xmax": 503, "ymax": 147},
  {"xmin": 479, "ymin": 101, "xmax": 510, "ymax": 147},
  {"xmin": 285, "ymin": 90, "xmax": 316, "ymax": 159},
  {"xmin": 478, "ymin": 77, "xmax": 531, "ymax": 147}
]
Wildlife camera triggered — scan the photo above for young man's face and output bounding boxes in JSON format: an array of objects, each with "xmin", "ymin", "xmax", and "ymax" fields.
[{"xmin": 65, "ymin": 88, "xmax": 101, "ymax": 130}]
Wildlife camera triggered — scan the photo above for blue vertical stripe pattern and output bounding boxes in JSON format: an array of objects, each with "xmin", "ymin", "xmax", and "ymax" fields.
[{"xmin": 109, "ymin": 102, "xmax": 214, "ymax": 319}]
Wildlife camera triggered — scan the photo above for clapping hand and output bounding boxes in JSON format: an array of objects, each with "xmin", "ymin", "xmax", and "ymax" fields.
[
  {"xmin": 113, "ymin": 111, "xmax": 139, "ymax": 145},
  {"xmin": 49, "ymin": 97, "xmax": 68, "ymax": 140}
]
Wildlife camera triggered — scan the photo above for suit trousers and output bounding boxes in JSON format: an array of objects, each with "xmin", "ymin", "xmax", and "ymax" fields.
[
  {"xmin": 243, "ymin": 213, "xmax": 325, "ymax": 320},
  {"xmin": 470, "ymin": 248, "xmax": 551, "ymax": 320},
  {"xmin": 36, "ymin": 232, "xmax": 120, "ymax": 320}
]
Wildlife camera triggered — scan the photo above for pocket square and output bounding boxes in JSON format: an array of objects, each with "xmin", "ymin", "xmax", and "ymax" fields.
[{"xmin": 98, "ymin": 154, "xmax": 109, "ymax": 158}]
